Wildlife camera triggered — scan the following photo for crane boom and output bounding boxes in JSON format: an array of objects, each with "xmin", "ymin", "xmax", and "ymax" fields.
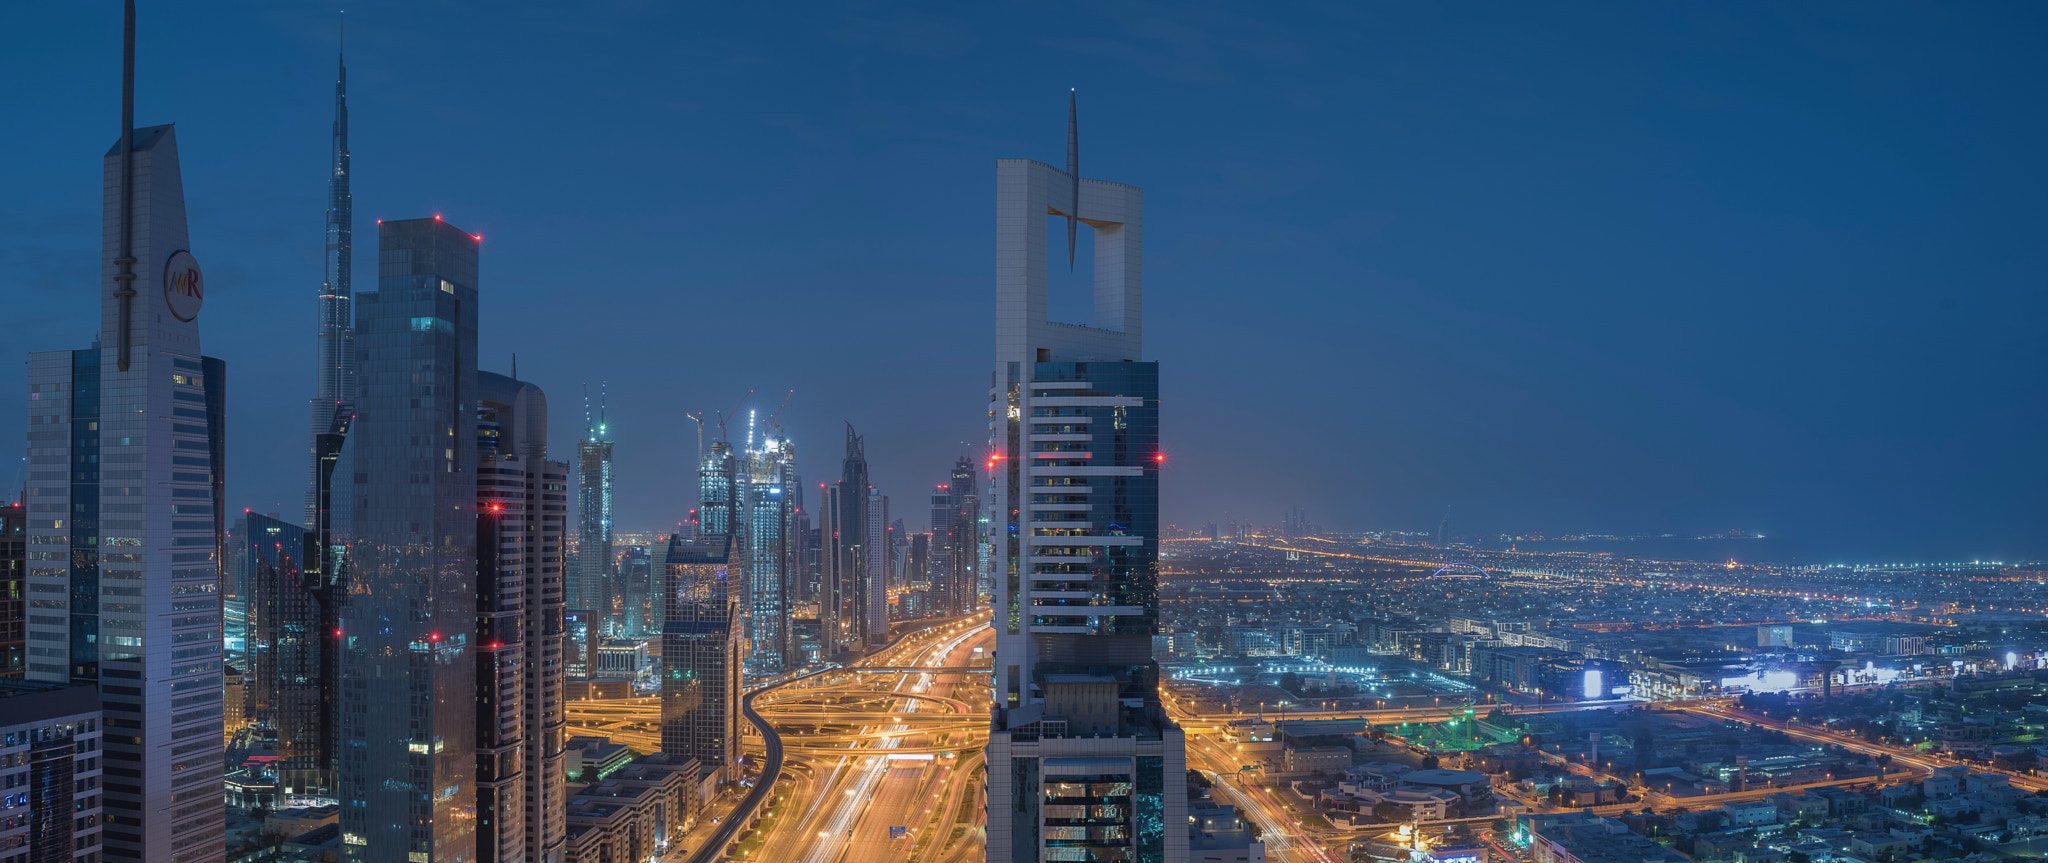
[
  {"xmin": 715, "ymin": 389, "xmax": 754, "ymax": 443},
  {"xmin": 768, "ymin": 388, "xmax": 796, "ymax": 434}
]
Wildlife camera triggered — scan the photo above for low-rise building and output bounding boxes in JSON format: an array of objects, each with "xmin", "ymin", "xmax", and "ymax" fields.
[
  {"xmin": 1189, "ymin": 805, "xmax": 1265, "ymax": 863},
  {"xmin": 1720, "ymin": 801, "xmax": 1778, "ymax": 828},
  {"xmin": 1524, "ymin": 813, "xmax": 1691, "ymax": 863},
  {"xmin": 1283, "ymin": 746, "xmax": 1351, "ymax": 777},
  {"xmin": 566, "ymin": 735, "xmax": 637, "ymax": 782},
  {"xmin": 1767, "ymin": 792, "xmax": 1829, "ymax": 823},
  {"xmin": 563, "ymin": 755, "xmax": 702, "ymax": 863}
]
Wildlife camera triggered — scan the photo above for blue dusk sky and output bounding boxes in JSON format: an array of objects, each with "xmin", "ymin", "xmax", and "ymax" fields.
[{"xmin": 3, "ymin": 2, "xmax": 2045, "ymax": 563}]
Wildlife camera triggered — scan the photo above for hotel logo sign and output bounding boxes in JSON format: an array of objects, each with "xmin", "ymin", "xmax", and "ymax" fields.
[{"xmin": 164, "ymin": 250, "xmax": 203, "ymax": 321}]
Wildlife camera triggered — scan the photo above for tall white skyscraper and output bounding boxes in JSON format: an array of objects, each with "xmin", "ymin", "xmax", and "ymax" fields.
[
  {"xmin": 22, "ymin": 19, "xmax": 229, "ymax": 857},
  {"xmin": 983, "ymin": 96, "xmax": 1185, "ymax": 863}
]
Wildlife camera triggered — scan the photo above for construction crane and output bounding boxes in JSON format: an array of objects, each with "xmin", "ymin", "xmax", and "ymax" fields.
[
  {"xmin": 685, "ymin": 412, "xmax": 704, "ymax": 469},
  {"xmin": 766, "ymin": 388, "xmax": 796, "ymax": 436},
  {"xmin": 714, "ymin": 389, "xmax": 754, "ymax": 444}
]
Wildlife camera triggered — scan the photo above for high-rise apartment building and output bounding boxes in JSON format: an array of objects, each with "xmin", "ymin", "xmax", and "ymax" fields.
[
  {"xmin": 659, "ymin": 534, "xmax": 740, "ymax": 783},
  {"xmin": 338, "ymin": 216, "xmax": 482, "ymax": 862},
  {"xmin": 1, "ymin": 501, "xmax": 22, "ymax": 679},
  {"xmin": 476, "ymin": 371, "xmax": 570, "ymax": 863},
  {"xmin": 983, "ymin": 101, "xmax": 1185, "ymax": 863},
  {"xmin": 22, "ymin": 73, "xmax": 230, "ymax": 858},
  {"xmin": 575, "ymin": 393, "xmax": 614, "ymax": 650}
]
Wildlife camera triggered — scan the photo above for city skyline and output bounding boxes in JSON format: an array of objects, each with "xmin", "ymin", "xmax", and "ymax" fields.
[
  {"xmin": 9, "ymin": 6, "xmax": 2048, "ymax": 863},
  {"xmin": 6, "ymin": 4, "xmax": 2046, "ymax": 562}
]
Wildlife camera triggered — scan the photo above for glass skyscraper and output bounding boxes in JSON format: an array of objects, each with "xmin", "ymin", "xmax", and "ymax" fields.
[
  {"xmin": 659, "ymin": 534, "xmax": 740, "ymax": 783},
  {"xmin": 338, "ymin": 216, "xmax": 482, "ymax": 863},
  {"xmin": 983, "ymin": 144, "xmax": 1187, "ymax": 863},
  {"xmin": 741, "ymin": 433, "xmax": 796, "ymax": 673},
  {"xmin": 574, "ymin": 394, "xmax": 613, "ymax": 653}
]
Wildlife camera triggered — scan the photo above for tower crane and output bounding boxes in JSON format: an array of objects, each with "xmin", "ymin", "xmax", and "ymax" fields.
[
  {"xmin": 685, "ymin": 412, "xmax": 704, "ymax": 469},
  {"xmin": 715, "ymin": 389, "xmax": 754, "ymax": 444},
  {"xmin": 766, "ymin": 388, "xmax": 796, "ymax": 437}
]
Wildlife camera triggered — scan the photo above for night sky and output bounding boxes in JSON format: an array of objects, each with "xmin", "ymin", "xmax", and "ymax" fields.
[{"xmin": 5, "ymin": 3, "xmax": 2045, "ymax": 563}]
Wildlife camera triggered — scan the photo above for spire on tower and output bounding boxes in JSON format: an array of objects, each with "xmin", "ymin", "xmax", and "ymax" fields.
[{"xmin": 1066, "ymin": 88, "xmax": 1079, "ymax": 271}]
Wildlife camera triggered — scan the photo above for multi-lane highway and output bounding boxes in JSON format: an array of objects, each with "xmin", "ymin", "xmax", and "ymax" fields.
[{"xmin": 747, "ymin": 616, "xmax": 994, "ymax": 863}]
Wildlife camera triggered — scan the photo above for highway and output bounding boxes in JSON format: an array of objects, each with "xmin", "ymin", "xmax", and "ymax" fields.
[{"xmin": 749, "ymin": 615, "xmax": 994, "ymax": 863}]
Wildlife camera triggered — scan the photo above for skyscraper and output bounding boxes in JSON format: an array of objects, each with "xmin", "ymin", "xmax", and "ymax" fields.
[
  {"xmin": 698, "ymin": 440, "xmax": 738, "ymax": 538},
  {"xmin": 339, "ymin": 216, "xmax": 482, "ymax": 863},
  {"xmin": 243, "ymin": 512, "xmax": 332, "ymax": 795},
  {"xmin": 867, "ymin": 493, "xmax": 891, "ymax": 636},
  {"xmin": 983, "ymin": 98, "xmax": 1185, "ymax": 863},
  {"xmin": 476, "ymin": 371, "xmax": 570, "ymax": 863},
  {"xmin": 575, "ymin": 389, "xmax": 614, "ymax": 651},
  {"xmin": 1, "ymin": 500, "xmax": 23, "ymax": 679},
  {"xmin": 817, "ymin": 425, "xmax": 879, "ymax": 655},
  {"xmin": 933, "ymin": 457, "xmax": 978, "ymax": 615},
  {"xmin": 742, "ymin": 428, "xmax": 796, "ymax": 673},
  {"xmin": 659, "ymin": 534, "xmax": 740, "ymax": 783},
  {"xmin": 21, "ymin": 20, "xmax": 231, "ymax": 853},
  {"xmin": 306, "ymin": 21, "xmax": 354, "ymax": 530}
]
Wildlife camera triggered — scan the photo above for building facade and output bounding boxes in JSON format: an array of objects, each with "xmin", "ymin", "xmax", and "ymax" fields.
[
  {"xmin": 22, "ymin": 121, "xmax": 229, "ymax": 863},
  {"xmin": 659, "ymin": 536, "xmax": 740, "ymax": 783},
  {"xmin": 983, "ymin": 115, "xmax": 1186, "ymax": 863},
  {"xmin": 338, "ymin": 216, "xmax": 482, "ymax": 862}
]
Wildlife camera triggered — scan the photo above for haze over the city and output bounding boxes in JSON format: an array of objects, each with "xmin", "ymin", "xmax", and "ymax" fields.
[{"xmin": 6, "ymin": 2, "xmax": 2044, "ymax": 563}]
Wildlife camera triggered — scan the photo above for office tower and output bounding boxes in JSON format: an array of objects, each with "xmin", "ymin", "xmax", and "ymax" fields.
[
  {"xmin": 21, "ymin": 29, "xmax": 230, "ymax": 854},
  {"xmin": 817, "ymin": 425, "xmax": 880, "ymax": 655},
  {"xmin": 647, "ymin": 539, "xmax": 670, "ymax": 637},
  {"xmin": 887, "ymin": 516, "xmax": 907, "ymax": 590},
  {"xmin": 949, "ymin": 458, "xmax": 978, "ymax": 613},
  {"xmin": 338, "ymin": 216, "xmax": 481, "ymax": 863},
  {"xmin": 867, "ymin": 495, "xmax": 891, "ymax": 631},
  {"xmin": 619, "ymin": 545, "xmax": 650, "ymax": 635},
  {"xmin": 306, "ymin": 26, "xmax": 355, "ymax": 530},
  {"xmin": 575, "ymin": 391, "xmax": 614, "ymax": 648},
  {"xmin": 908, "ymin": 531, "xmax": 930, "ymax": 590},
  {"xmin": 659, "ymin": 534, "xmax": 740, "ymax": 783},
  {"xmin": 243, "ymin": 512, "xmax": 334, "ymax": 795},
  {"xmin": 0, "ymin": 680, "xmax": 105, "ymax": 861},
  {"xmin": 1, "ymin": 501, "xmax": 21, "ymax": 678},
  {"xmin": 742, "ymin": 432, "xmax": 796, "ymax": 672},
  {"xmin": 476, "ymin": 371, "xmax": 570, "ymax": 863},
  {"xmin": 815, "ymin": 484, "xmax": 848, "ymax": 656},
  {"xmin": 984, "ymin": 99, "xmax": 1185, "ymax": 863}
]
